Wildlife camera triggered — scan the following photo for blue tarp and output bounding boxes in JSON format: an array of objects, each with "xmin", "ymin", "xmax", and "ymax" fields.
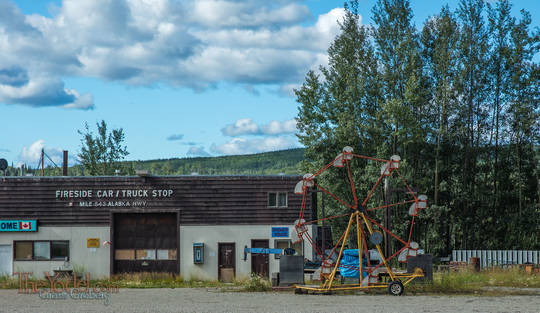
[{"xmin": 338, "ymin": 249, "xmax": 368, "ymax": 278}]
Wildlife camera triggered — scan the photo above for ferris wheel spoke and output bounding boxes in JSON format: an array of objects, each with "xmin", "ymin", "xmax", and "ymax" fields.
[
  {"xmin": 365, "ymin": 216, "xmax": 408, "ymax": 246},
  {"xmin": 393, "ymin": 169, "xmax": 419, "ymax": 202},
  {"xmin": 367, "ymin": 199, "xmax": 416, "ymax": 211},
  {"xmin": 345, "ymin": 160, "xmax": 358, "ymax": 208},
  {"xmin": 314, "ymin": 184, "xmax": 355, "ymax": 210},
  {"xmin": 302, "ymin": 212, "xmax": 351, "ymax": 226},
  {"xmin": 361, "ymin": 171, "xmax": 386, "ymax": 207},
  {"xmin": 352, "ymin": 154, "xmax": 390, "ymax": 163}
]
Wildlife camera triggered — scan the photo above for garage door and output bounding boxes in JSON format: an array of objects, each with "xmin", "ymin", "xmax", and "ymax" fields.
[{"xmin": 113, "ymin": 213, "xmax": 178, "ymax": 274}]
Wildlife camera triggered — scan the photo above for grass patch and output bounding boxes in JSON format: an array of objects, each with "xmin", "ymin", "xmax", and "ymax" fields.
[
  {"xmin": 237, "ymin": 274, "xmax": 272, "ymax": 292},
  {"xmin": 0, "ymin": 272, "xmax": 268, "ymax": 291},
  {"xmin": 406, "ymin": 267, "xmax": 539, "ymax": 295},
  {"xmin": 1, "ymin": 267, "xmax": 537, "ymax": 295},
  {"xmin": 0, "ymin": 275, "xmax": 22, "ymax": 289}
]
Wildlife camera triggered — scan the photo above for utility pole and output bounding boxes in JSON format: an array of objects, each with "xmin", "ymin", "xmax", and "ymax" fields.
[
  {"xmin": 321, "ymin": 192, "xmax": 326, "ymax": 258},
  {"xmin": 384, "ymin": 177, "xmax": 391, "ymax": 258}
]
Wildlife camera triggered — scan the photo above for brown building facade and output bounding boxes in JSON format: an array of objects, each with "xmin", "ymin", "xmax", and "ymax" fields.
[{"xmin": 0, "ymin": 175, "xmax": 316, "ymax": 280}]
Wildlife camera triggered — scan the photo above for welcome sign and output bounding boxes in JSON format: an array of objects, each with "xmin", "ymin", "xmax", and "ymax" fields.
[{"xmin": 0, "ymin": 220, "xmax": 37, "ymax": 232}]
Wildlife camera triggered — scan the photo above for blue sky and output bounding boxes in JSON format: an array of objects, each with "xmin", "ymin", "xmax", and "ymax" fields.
[{"xmin": 1, "ymin": 0, "xmax": 538, "ymax": 168}]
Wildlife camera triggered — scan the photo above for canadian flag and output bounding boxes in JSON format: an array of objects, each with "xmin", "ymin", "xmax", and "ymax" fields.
[{"xmin": 19, "ymin": 221, "xmax": 31, "ymax": 230}]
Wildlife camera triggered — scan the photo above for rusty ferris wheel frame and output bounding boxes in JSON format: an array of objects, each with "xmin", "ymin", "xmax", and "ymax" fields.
[{"xmin": 292, "ymin": 147, "xmax": 427, "ymax": 295}]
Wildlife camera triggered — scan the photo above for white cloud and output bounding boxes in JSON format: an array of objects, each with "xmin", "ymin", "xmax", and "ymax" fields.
[
  {"xmin": 222, "ymin": 118, "xmax": 297, "ymax": 136},
  {"xmin": 0, "ymin": 0, "xmax": 348, "ymax": 108},
  {"xmin": 210, "ymin": 136, "xmax": 297, "ymax": 155},
  {"xmin": 187, "ymin": 146, "xmax": 211, "ymax": 157},
  {"xmin": 17, "ymin": 139, "xmax": 64, "ymax": 168},
  {"xmin": 221, "ymin": 118, "xmax": 260, "ymax": 136},
  {"xmin": 261, "ymin": 119, "xmax": 297, "ymax": 135}
]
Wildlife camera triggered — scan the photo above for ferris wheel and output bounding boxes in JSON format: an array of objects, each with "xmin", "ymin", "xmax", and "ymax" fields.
[{"xmin": 292, "ymin": 146, "xmax": 427, "ymax": 295}]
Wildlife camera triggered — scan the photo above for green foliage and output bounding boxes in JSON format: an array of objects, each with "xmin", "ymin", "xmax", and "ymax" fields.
[
  {"xmin": 413, "ymin": 267, "xmax": 540, "ymax": 294},
  {"xmin": 125, "ymin": 148, "xmax": 305, "ymax": 176},
  {"xmin": 295, "ymin": 0, "xmax": 539, "ymax": 255},
  {"xmin": 240, "ymin": 274, "xmax": 272, "ymax": 292},
  {"xmin": 77, "ymin": 120, "xmax": 129, "ymax": 176}
]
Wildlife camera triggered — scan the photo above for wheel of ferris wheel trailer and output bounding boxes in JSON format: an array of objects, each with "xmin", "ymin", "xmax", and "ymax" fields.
[
  {"xmin": 387, "ymin": 280, "xmax": 404, "ymax": 296},
  {"xmin": 291, "ymin": 146, "xmax": 428, "ymax": 295}
]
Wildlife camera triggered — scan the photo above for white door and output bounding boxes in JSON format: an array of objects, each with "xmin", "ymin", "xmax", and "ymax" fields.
[{"xmin": 0, "ymin": 245, "xmax": 12, "ymax": 276}]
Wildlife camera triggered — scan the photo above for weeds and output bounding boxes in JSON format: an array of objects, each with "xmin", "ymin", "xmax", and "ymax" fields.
[
  {"xmin": 1, "ymin": 267, "xmax": 537, "ymax": 295},
  {"xmin": 407, "ymin": 267, "xmax": 540, "ymax": 295},
  {"xmin": 239, "ymin": 274, "xmax": 272, "ymax": 292}
]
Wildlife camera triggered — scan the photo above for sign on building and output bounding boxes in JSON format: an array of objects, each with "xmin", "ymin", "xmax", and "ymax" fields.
[
  {"xmin": 87, "ymin": 238, "xmax": 100, "ymax": 248},
  {"xmin": 271, "ymin": 227, "xmax": 289, "ymax": 238},
  {"xmin": 0, "ymin": 220, "xmax": 37, "ymax": 232}
]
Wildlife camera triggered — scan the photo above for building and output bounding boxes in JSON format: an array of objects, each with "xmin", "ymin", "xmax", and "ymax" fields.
[{"xmin": 0, "ymin": 175, "xmax": 316, "ymax": 280}]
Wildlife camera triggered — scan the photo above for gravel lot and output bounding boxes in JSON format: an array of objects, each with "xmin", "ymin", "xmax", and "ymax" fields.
[{"xmin": 0, "ymin": 288, "xmax": 538, "ymax": 313}]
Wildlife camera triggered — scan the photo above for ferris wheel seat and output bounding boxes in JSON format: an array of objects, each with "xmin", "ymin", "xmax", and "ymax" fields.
[
  {"xmin": 294, "ymin": 174, "xmax": 315, "ymax": 194},
  {"xmin": 333, "ymin": 155, "xmax": 345, "ymax": 167},
  {"xmin": 342, "ymin": 146, "xmax": 354, "ymax": 160},
  {"xmin": 381, "ymin": 163, "xmax": 391, "ymax": 176},
  {"xmin": 390, "ymin": 155, "xmax": 401, "ymax": 169}
]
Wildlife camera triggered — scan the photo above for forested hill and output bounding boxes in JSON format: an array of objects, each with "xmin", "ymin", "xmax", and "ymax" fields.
[
  {"xmin": 123, "ymin": 148, "xmax": 305, "ymax": 175},
  {"xmin": 3, "ymin": 148, "xmax": 305, "ymax": 176}
]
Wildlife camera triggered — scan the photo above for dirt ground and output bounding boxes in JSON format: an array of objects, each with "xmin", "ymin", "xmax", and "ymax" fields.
[{"xmin": 0, "ymin": 288, "xmax": 538, "ymax": 313}]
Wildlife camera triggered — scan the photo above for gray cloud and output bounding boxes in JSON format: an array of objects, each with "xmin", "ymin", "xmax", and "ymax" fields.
[
  {"xmin": 0, "ymin": 67, "xmax": 29, "ymax": 87},
  {"xmin": 187, "ymin": 146, "xmax": 211, "ymax": 157},
  {"xmin": 0, "ymin": 2, "xmax": 92, "ymax": 109},
  {"xmin": 167, "ymin": 134, "xmax": 184, "ymax": 141},
  {"xmin": 0, "ymin": 76, "xmax": 94, "ymax": 109},
  {"xmin": 0, "ymin": 0, "xmax": 346, "ymax": 108},
  {"xmin": 190, "ymin": 1, "xmax": 311, "ymax": 28}
]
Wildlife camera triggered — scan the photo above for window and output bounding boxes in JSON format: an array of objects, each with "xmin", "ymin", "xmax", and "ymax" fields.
[
  {"xmin": 51, "ymin": 241, "xmax": 69, "ymax": 260},
  {"xmin": 14, "ymin": 242, "xmax": 32, "ymax": 260},
  {"xmin": 34, "ymin": 242, "xmax": 50, "ymax": 260},
  {"xmin": 268, "ymin": 192, "xmax": 287, "ymax": 207},
  {"xmin": 115, "ymin": 249, "xmax": 135, "ymax": 260},
  {"xmin": 14, "ymin": 241, "xmax": 69, "ymax": 261},
  {"xmin": 136, "ymin": 249, "xmax": 156, "ymax": 260},
  {"xmin": 268, "ymin": 193, "xmax": 277, "ymax": 207},
  {"xmin": 115, "ymin": 248, "xmax": 177, "ymax": 260},
  {"xmin": 278, "ymin": 193, "xmax": 287, "ymax": 207}
]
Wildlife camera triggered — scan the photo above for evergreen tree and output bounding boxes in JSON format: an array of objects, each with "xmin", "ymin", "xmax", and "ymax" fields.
[
  {"xmin": 420, "ymin": 5, "xmax": 460, "ymax": 253},
  {"xmin": 487, "ymin": 0, "xmax": 514, "ymax": 207}
]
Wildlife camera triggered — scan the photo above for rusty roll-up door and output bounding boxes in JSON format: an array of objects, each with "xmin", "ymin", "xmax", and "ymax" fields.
[{"xmin": 113, "ymin": 213, "xmax": 178, "ymax": 274}]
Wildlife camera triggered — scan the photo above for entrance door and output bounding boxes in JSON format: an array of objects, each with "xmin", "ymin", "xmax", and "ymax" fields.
[
  {"xmin": 0, "ymin": 245, "xmax": 12, "ymax": 276},
  {"xmin": 218, "ymin": 243, "xmax": 235, "ymax": 282},
  {"xmin": 113, "ymin": 213, "xmax": 178, "ymax": 274},
  {"xmin": 251, "ymin": 239, "xmax": 269, "ymax": 278}
]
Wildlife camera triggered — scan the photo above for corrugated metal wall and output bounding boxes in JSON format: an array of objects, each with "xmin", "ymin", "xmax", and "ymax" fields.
[
  {"xmin": 452, "ymin": 250, "xmax": 540, "ymax": 268},
  {"xmin": 0, "ymin": 175, "xmax": 313, "ymax": 226}
]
